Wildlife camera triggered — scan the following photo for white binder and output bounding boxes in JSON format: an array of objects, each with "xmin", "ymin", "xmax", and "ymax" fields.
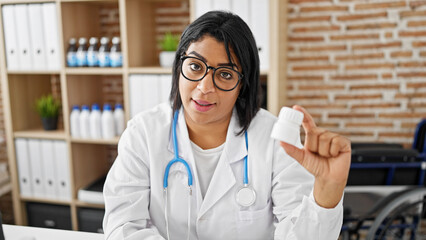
[
  {"xmin": 2, "ymin": 5, "xmax": 20, "ymax": 70},
  {"xmin": 159, "ymin": 74, "xmax": 172, "ymax": 104},
  {"xmin": 41, "ymin": 140, "xmax": 57, "ymax": 199},
  {"xmin": 250, "ymin": 0, "xmax": 269, "ymax": 71},
  {"xmin": 231, "ymin": 0, "xmax": 250, "ymax": 26},
  {"xmin": 14, "ymin": 4, "xmax": 33, "ymax": 70},
  {"xmin": 53, "ymin": 140, "xmax": 71, "ymax": 200},
  {"xmin": 28, "ymin": 139, "xmax": 45, "ymax": 198},
  {"xmin": 129, "ymin": 74, "xmax": 160, "ymax": 117},
  {"xmin": 28, "ymin": 4, "xmax": 46, "ymax": 70},
  {"xmin": 42, "ymin": 3, "xmax": 61, "ymax": 70},
  {"xmin": 14, "ymin": 138, "xmax": 32, "ymax": 197},
  {"xmin": 195, "ymin": 0, "xmax": 212, "ymax": 18}
]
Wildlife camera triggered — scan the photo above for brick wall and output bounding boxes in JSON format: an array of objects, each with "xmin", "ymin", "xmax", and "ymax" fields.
[{"xmin": 287, "ymin": 0, "xmax": 426, "ymax": 148}]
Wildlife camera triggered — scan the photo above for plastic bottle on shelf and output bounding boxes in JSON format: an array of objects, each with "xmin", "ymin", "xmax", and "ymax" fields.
[
  {"xmin": 87, "ymin": 37, "xmax": 99, "ymax": 67},
  {"xmin": 66, "ymin": 38, "xmax": 78, "ymax": 67},
  {"xmin": 110, "ymin": 37, "xmax": 122, "ymax": 67},
  {"xmin": 79, "ymin": 105, "xmax": 91, "ymax": 138},
  {"xmin": 101, "ymin": 104, "xmax": 115, "ymax": 139},
  {"xmin": 70, "ymin": 105, "xmax": 80, "ymax": 138},
  {"xmin": 98, "ymin": 37, "xmax": 110, "ymax": 67},
  {"xmin": 89, "ymin": 104, "xmax": 102, "ymax": 139},
  {"xmin": 76, "ymin": 37, "xmax": 88, "ymax": 67},
  {"xmin": 113, "ymin": 103, "xmax": 125, "ymax": 136}
]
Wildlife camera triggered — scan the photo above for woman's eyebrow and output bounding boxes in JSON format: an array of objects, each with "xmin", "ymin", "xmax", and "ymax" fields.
[{"xmin": 187, "ymin": 50, "xmax": 238, "ymax": 69}]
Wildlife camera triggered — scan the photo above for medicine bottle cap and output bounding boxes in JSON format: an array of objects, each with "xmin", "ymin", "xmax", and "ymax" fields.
[
  {"xmin": 100, "ymin": 37, "xmax": 110, "ymax": 45},
  {"xmin": 82, "ymin": 105, "xmax": 90, "ymax": 111},
  {"xmin": 89, "ymin": 37, "xmax": 98, "ymax": 45},
  {"xmin": 112, "ymin": 37, "xmax": 120, "ymax": 44},
  {"xmin": 92, "ymin": 104, "xmax": 100, "ymax": 111},
  {"xmin": 278, "ymin": 107, "xmax": 304, "ymax": 126},
  {"xmin": 72, "ymin": 105, "xmax": 79, "ymax": 110},
  {"xmin": 78, "ymin": 37, "xmax": 87, "ymax": 45},
  {"xmin": 69, "ymin": 38, "xmax": 76, "ymax": 44},
  {"xmin": 104, "ymin": 104, "xmax": 112, "ymax": 111}
]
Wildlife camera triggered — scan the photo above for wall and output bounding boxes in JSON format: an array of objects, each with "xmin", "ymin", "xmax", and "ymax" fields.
[{"xmin": 287, "ymin": 0, "xmax": 426, "ymax": 148}]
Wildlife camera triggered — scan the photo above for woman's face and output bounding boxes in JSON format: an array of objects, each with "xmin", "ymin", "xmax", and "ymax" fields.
[{"xmin": 179, "ymin": 35, "xmax": 242, "ymax": 128}]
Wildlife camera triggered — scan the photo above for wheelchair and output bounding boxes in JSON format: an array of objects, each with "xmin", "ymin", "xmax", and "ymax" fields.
[{"xmin": 341, "ymin": 120, "xmax": 426, "ymax": 240}]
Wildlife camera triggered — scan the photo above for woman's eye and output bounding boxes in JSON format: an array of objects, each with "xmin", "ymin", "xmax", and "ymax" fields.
[
  {"xmin": 220, "ymin": 71, "xmax": 233, "ymax": 79},
  {"xmin": 189, "ymin": 63, "xmax": 202, "ymax": 71}
]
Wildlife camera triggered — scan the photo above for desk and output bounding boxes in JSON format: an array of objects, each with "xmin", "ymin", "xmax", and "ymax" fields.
[{"xmin": 3, "ymin": 224, "xmax": 104, "ymax": 240}]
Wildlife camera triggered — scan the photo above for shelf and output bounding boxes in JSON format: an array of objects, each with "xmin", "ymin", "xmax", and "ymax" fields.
[
  {"xmin": 65, "ymin": 67, "xmax": 123, "ymax": 75},
  {"xmin": 71, "ymin": 136, "xmax": 120, "ymax": 145},
  {"xmin": 61, "ymin": 0, "xmax": 117, "ymax": 2},
  {"xmin": 20, "ymin": 196, "xmax": 71, "ymax": 205},
  {"xmin": 7, "ymin": 70, "xmax": 60, "ymax": 75},
  {"xmin": 14, "ymin": 129, "xmax": 67, "ymax": 140},
  {"xmin": 0, "ymin": 0, "xmax": 55, "ymax": 5},
  {"xmin": 128, "ymin": 66, "xmax": 172, "ymax": 74},
  {"xmin": 75, "ymin": 200, "xmax": 104, "ymax": 209}
]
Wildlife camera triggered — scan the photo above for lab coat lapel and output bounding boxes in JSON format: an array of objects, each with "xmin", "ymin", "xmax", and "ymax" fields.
[
  {"xmin": 197, "ymin": 110, "xmax": 247, "ymax": 219},
  {"xmin": 167, "ymin": 109, "xmax": 203, "ymax": 211}
]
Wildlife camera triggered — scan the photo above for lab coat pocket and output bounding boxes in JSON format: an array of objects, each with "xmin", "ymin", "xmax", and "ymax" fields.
[{"xmin": 237, "ymin": 201, "xmax": 274, "ymax": 239}]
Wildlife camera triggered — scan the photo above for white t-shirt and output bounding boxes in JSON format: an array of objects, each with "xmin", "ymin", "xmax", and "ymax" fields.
[{"xmin": 190, "ymin": 141, "xmax": 225, "ymax": 199}]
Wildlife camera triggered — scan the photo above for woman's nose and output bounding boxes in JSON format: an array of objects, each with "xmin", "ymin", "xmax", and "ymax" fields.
[{"xmin": 197, "ymin": 70, "xmax": 215, "ymax": 94}]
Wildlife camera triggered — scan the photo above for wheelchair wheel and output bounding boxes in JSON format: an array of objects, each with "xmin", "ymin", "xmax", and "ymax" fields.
[{"xmin": 366, "ymin": 188, "xmax": 426, "ymax": 240}]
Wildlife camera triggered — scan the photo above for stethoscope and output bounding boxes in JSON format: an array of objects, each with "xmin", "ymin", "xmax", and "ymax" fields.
[{"xmin": 163, "ymin": 110, "xmax": 256, "ymax": 240}]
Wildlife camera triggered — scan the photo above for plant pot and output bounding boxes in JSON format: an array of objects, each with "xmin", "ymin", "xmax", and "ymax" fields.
[
  {"xmin": 41, "ymin": 116, "xmax": 58, "ymax": 131},
  {"xmin": 159, "ymin": 51, "xmax": 176, "ymax": 67}
]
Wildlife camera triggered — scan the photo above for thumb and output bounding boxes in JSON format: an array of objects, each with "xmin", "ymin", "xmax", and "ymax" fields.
[{"xmin": 280, "ymin": 141, "xmax": 305, "ymax": 164}]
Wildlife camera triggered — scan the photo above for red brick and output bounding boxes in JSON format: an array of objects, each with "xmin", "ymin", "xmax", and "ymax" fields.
[
  {"xmin": 401, "ymin": 122, "xmax": 418, "ymax": 128},
  {"xmin": 335, "ymin": 93, "xmax": 382, "ymax": 100},
  {"xmin": 408, "ymin": 102, "xmax": 426, "ymax": 108},
  {"xmin": 351, "ymin": 103, "xmax": 400, "ymax": 109},
  {"xmin": 345, "ymin": 63, "xmax": 394, "ymax": 70},
  {"xmin": 300, "ymin": 45, "xmax": 346, "ymax": 52},
  {"xmin": 289, "ymin": 36, "xmax": 324, "ymax": 42},
  {"xmin": 350, "ymin": 84, "xmax": 399, "ymax": 90},
  {"xmin": 298, "ymin": 84, "xmax": 345, "ymax": 91},
  {"xmin": 400, "ymin": 10, "xmax": 426, "ymax": 18},
  {"xmin": 412, "ymin": 41, "xmax": 426, "ymax": 47},
  {"xmin": 292, "ymin": 64, "xmax": 338, "ymax": 71},
  {"xmin": 328, "ymin": 113, "xmax": 375, "ymax": 118},
  {"xmin": 293, "ymin": 25, "xmax": 340, "ymax": 33},
  {"xmin": 317, "ymin": 123, "xmax": 340, "ymax": 128},
  {"xmin": 397, "ymin": 72, "xmax": 426, "ymax": 78},
  {"xmin": 390, "ymin": 51, "xmax": 412, "ymax": 58},
  {"xmin": 379, "ymin": 112, "xmax": 426, "ymax": 118},
  {"xmin": 288, "ymin": 75, "xmax": 324, "ymax": 81},
  {"xmin": 345, "ymin": 122, "xmax": 394, "ymax": 128},
  {"xmin": 300, "ymin": 6, "xmax": 348, "ymax": 12},
  {"xmin": 288, "ymin": 16, "xmax": 331, "ymax": 23},
  {"xmin": 421, "ymin": 51, "xmax": 426, "ymax": 57},
  {"xmin": 352, "ymin": 41, "xmax": 401, "ymax": 50},
  {"xmin": 407, "ymin": 20, "xmax": 426, "ymax": 27},
  {"xmin": 385, "ymin": 32, "xmax": 393, "ymax": 38},
  {"xmin": 288, "ymin": 56, "xmax": 329, "ymax": 61},
  {"xmin": 409, "ymin": 0, "xmax": 426, "ymax": 9},
  {"xmin": 288, "ymin": 94, "xmax": 329, "ymax": 100},
  {"xmin": 302, "ymin": 104, "xmax": 347, "ymax": 109},
  {"xmin": 337, "ymin": 12, "xmax": 387, "ymax": 21},
  {"xmin": 335, "ymin": 53, "xmax": 384, "ymax": 61},
  {"xmin": 355, "ymin": 1, "xmax": 406, "ymax": 10},
  {"xmin": 336, "ymin": 131, "xmax": 375, "ymax": 137},
  {"xmin": 379, "ymin": 132, "xmax": 414, "ymax": 138},
  {"xmin": 330, "ymin": 33, "xmax": 379, "ymax": 41},
  {"xmin": 398, "ymin": 61, "xmax": 426, "ymax": 68},
  {"xmin": 346, "ymin": 22, "xmax": 397, "ymax": 30},
  {"xmin": 382, "ymin": 73, "xmax": 393, "ymax": 79},
  {"xmin": 407, "ymin": 82, "xmax": 426, "ymax": 88},
  {"xmin": 399, "ymin": 31, "xmax": 426, "ymax": 37},
  {"xmin": 331, "ymin": 74, "xmax": 377, "ymax": 81},
  {"xmin": 396, "ymin": 92, "xmax": 426, "ymax": 98}
]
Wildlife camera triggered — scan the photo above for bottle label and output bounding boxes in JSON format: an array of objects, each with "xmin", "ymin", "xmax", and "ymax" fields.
[
  {"xmin": 87, "ymin": 51, "xmax": 99, "ymax": 67},
  {"xmin": 110, "ymin": 52, "xmax": 122, "ymax": 67},
  {"xmin": 98, "ymin": 52, "xmax": 110, "ymax": 67},
  {"xmin": 67, "ymin": 52, "xmax": 77, "ymax": 67},
  {"xmin": 76, "ymin": 50, "xmax": 87, "ymax": 67}
]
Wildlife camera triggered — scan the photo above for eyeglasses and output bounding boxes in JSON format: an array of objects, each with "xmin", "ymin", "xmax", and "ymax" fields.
[{"xmin": 180, "ymin": 55, "xmax": 243, "ymax": 91}]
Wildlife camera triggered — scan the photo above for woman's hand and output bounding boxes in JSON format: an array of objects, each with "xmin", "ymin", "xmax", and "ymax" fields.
[{"xmin": 280, "ymin": 105, "xmax": 351, "ymax": 208}]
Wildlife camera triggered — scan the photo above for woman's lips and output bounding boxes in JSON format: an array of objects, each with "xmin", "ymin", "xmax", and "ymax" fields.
[{"xmin": 192, "ymin": 99, "xmax": 215, "ymax": 112}]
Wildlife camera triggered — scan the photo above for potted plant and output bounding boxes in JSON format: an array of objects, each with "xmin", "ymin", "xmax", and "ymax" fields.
[
  {"xmin": 35, "ymin": 94, "xmax": 61, "ymax": 131},
  {"xmin": 159, "ymin": 32, "xmax": 180, "ymax": 67}
]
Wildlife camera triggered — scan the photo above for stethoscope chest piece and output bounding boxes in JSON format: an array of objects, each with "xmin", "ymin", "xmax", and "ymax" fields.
[{"xmin": 236, "ymin": 186, "xmax": 256, "ymax": 207}]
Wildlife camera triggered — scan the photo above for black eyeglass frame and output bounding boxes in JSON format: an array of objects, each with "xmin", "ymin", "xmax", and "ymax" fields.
[{"xmin": 180, "ymin": 55, "xmax": 244, "ymax": 92}]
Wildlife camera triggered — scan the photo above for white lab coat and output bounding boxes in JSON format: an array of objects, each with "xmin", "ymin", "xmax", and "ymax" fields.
[{"xmin": 103, "ymin": 103, "xmax": 343, "ymax": 240}]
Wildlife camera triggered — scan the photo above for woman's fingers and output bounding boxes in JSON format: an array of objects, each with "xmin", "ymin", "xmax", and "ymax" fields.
[{"xmin": 292, "ymin": 105, "xmax": 316, "ymax": 132}]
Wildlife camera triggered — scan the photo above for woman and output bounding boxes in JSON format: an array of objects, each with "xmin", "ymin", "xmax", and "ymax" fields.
[{"xmin": 103, "ymin": 11, "xmax": 351, "ymax": 240}]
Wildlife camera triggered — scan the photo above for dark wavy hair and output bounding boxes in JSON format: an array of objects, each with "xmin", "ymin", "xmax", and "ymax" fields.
[{"xmin": 169, "ymin": 11, "xmax": 261, "ymax": 135}]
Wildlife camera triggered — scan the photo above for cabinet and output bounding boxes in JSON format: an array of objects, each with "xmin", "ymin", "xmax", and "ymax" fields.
[{"xmin": 0, "ymin": 0, "xmax": 286, "ymax": 231}]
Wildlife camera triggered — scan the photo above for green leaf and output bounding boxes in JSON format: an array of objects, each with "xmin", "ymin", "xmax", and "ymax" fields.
[
  {"xmin": 159, "ymin": 32, "xmax": 180, "ymax": 52},
  {"xmin": 35, "ymin": 94, "xmax": 61, "ymax": 118}
]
